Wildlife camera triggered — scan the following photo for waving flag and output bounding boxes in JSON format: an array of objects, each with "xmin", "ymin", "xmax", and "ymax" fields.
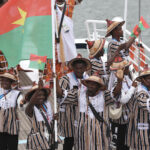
[
  {"xmin": 131, "ymin": 16, "xmax": 150, "ymax": 38},
  {"xmin": 0, "ymin": 0, "xmax": 53, "ymax": 68},
  {"xmin": 139, "ymin": 16, "xmax": 150, "ymax": 30}
]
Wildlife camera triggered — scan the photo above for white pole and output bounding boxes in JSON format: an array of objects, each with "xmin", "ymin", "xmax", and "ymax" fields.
[
  {"xmin": 138, "ymin": 0, "xmax": 141, "ymax": 73},
  {"xmin": 52, "ymin": 0, "xmax": 58, "ymax": 145},
  {"xmin": 124, "ymin": 0, "xmax": 128, "ymax": 40}
]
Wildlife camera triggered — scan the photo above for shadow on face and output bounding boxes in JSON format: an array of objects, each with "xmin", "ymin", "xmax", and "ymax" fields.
[
  {"xmin": 0, "ymin": 77, "xmax": 14, "ymax": 90},
  {"xmin": 72, "ymin": 61, "xmax": 87, "ymax": 78},
  {"xmin": 35, "ymin": 90, "xmax": 47, "ymax": 106},
  {"xmin": 141, "ymin": 75, "xmax": 150, "ymax": 89}
]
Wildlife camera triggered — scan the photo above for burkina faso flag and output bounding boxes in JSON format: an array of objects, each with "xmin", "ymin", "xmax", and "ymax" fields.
[{"xmin": 0, "ymin": 0, "xmax": 53, "ymax": 68}]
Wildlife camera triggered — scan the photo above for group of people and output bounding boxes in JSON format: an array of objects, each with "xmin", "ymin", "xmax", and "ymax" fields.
[{"xmin": 0, "ymin": 0, "xmax": 150, "ymax": 150}]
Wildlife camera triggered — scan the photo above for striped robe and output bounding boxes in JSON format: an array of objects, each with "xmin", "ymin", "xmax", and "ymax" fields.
[
  {"xmin": 58, "ymin": 72, "xmax": 88, "ymax": 138},
  {"xmin": 127, "ymin": 84, "xmax": 150, "ymax": 150},
  {"xmin": 26, "ymin": 101, "xmax": 53, "ymax": 150},
  {"xmin": 90, "ymin": 58, "xmax": 110, "ymax": 85},
  {"xmin": 0, "ymin": 89, "xmax": 22, "ymax": 135},
  {"xmin": 107, "ymin": 39, "xmax": 129, "ymax": 61},
  {"xmin": 63, "ymin": 84, "xmax": 114, "ymax": 150}
]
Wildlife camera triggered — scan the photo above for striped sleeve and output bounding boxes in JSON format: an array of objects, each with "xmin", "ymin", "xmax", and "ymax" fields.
[
  {"xmin": 91, "ymin": 60, "xmax": 110, "ymax": 75},
  {"xmin": 62, "ymin": 88, "xmax": 78, "ymax": 105},
  {"xmin": 107, "ymin": 42, "xmax": 119, "ymax": 60},
  {"xmin": 59, "ymin": 75, "xmax": 70, "ymax": 90},
  {"xmin": 104, "ymin": 90, "xmax": 114, "ymax": 106},
  {"xmin": 135, "ymin": 90, "xmax": 150, "ymax": 111}
]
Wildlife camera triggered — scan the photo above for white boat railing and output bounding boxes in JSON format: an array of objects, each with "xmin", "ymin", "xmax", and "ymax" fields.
[{"xmin": 85, "ymin": 20, "xmax": 150, "ymax": 71}]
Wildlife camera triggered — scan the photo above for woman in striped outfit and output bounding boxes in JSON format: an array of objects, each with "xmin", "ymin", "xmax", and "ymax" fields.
[
  {"xmin": 128, "ymin": 65, "xmax": 150, "ymax": 150},
  {"xmin": 25, "ymin": 83, "xmax": 54, "ymax": 150},
  {"xmin": 86, "ymin": 38, "xmax": 110, "ymax": 86},
  {"xmin": 57, "ymin": 75, "xmax": 115, "ymax": 150},
  {"xmin": 57, "ymin": 54, "xmax": 91, "ymax": 150},
  {"xmin": 109, "ymin": 57, "xmax": 137, "ymax": 150},
  {"xmin": 0, "ymin": 72, "xmax": 23, "ymax": 150}
]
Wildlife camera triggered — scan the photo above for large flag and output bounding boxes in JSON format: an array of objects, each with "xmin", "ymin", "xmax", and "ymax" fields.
[{"xmin": 0, "ymin": 0, "xmax": 53, "ymax": 68}]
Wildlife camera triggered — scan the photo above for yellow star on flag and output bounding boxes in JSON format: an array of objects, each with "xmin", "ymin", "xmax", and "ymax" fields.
[
  {"xmin": 38, "ymin": 60, "xmax": 42, "ymax": 64},
  {"xmin": 12, "ymin": 7, "xmax": 27, "ymax": 26}
]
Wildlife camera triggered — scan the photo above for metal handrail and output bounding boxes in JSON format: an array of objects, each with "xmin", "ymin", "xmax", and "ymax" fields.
[{"xmin": 85, "ymin": 19, "xmax": 150, "ymax": 70}]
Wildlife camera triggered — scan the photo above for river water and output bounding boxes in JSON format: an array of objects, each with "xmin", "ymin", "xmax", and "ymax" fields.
[{"xmin": 73, "ymin": 0, "xmax": 150, "ymax": 47}]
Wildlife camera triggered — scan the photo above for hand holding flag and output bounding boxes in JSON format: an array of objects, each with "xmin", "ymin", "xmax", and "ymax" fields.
[{"xmin": 130, "ymin": 16, "xmax": 150, "ymax": 38}]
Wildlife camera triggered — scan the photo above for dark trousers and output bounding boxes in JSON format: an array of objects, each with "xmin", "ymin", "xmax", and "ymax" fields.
[
  {"xmin": 111, "ymin": 123, "xmax": 129, "ymax": 150},
  {"xmin": 0, "ymin": 132, "xmax": 18, "ymax": 150},
  {"xmin": 63, "ymin": 137, "xmax": 74, "ymax": 150}
]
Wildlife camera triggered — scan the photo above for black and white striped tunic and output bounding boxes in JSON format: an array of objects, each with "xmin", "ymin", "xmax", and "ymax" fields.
[
  {"xmin": 90, "ymin": 58, "xmax": 110, "ymax": 85},
  {"xmin": 26, "ymin": 100, "xmax": 53, "ymax": 150},
  {"xmin": 58, "ymin": 72, "xmax": 88, "ymax": 138},
  {"xmin": 63, "ymin": 84, "xmax": 114, "ymax": 150},
  {"xmin": 127, "ymin": 84, "xmax": 150, "ymax": 150},
  {"xmin": 0, "ymin": 89, "xmax": 22, "ymax": 135},
  {"xmin": 107, "ymin": 39, "xmax": 129, "ymax": 61}
]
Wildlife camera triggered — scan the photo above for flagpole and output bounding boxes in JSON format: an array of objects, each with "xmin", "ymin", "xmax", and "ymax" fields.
[
  {"xmin": 52, "ymin": 0, "xmax": 58, "ymax": 148},
  {"xmin": 138, "ymin": 0, "xmax": 141, "ymax": 74}
]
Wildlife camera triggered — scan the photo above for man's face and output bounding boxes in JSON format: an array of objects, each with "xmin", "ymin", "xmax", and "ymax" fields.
[
  {"xmin": 35, "ymin": 90, "xmax": 46, "ymax": 106},
  {"xmin": 141, "ymin": 75, "xmax": 150, "ymax": 89},
  {"xmin": 86, "ymin": 81, "xmax": 101, "ymax": 94},
  {"xmin": 114, "ymin": 25, "xmax": 123, "ymax": 38},
  {"xmin": 95, "ymin": 48, "xmax": 104, "ymax": 58},
  {"xmin": 0, "ymin": 77, "xmax": 13, "ymax": 90},
  {"xmin": 72, "ymin": 63, "xmax": 86, "ymax": 79}
]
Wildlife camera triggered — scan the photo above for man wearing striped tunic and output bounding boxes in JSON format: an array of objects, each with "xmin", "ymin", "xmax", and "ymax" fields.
[
  {"xmin": 109, "ymin": 58, "xmax": 137, "ymax": 150},
  {"xmin": 25, "ymin": 84, "xmax": 54, "ymax": 150},
  {"xmin": 86, "ymin": 38, "xmax": 110, "ymax": 86},
  {"xmin": 128, "ymin": 66, "xmax": 150, "ymax": 150},
  {"xmin": 0, "ymin": 72, "xmax": 23, "ymax": 150},
  {"xmin": 105, "ymin": 17, "xmax": 141, "ymax": 62},
  {"xmin": 57, "ymin": 75, "xmax": 116, "ymax": 150},
  {"xmin": 57, "ymin": 55, "xmax": 91, "ymax": 150}
]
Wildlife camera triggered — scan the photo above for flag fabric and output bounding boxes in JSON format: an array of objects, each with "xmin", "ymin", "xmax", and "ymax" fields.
[
  {"xmin": 130, "ymin": 25, "xmax": 139, "ymax": 38},
  {"xmin": 29, "ymin": 54, "xmax": 47, "ymax": 70},
  {"xmin": 130, "ymin": 16, "xmax": 150, "ymax": 37},
  {"xmin": 139, "ymin": 16, "xmax": 150, "ymax": 30},
  {"xmin": 0, "ymin": 0, "xmax": 53, "ymax": 68}
]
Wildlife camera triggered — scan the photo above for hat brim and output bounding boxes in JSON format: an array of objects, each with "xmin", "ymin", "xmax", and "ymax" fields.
[
  {"xmin": 105, "ymin": 21, "xmax": 125, "ymax": 37},
  {"xmin": 68, "ymin": 58, "xmax": 91, "ymax": 71},
  {"xmin": 81, "ymin": 78, "xmax": 105, "ymax": 88},
  {"xmin": 0, "ymin": 73, "xmax": 17, "ymax": 81},
  {"xmin": 25, "ymin": 87, "xmax": 51, "ymax": 102},
  {"xmin": 89, "ymin": 39, "xmax": 105, "ymax": 59},
  {"xmin": 110, "ymin": 61, "xmax": 131, "ymax": 71},
  {"xmin": 136, "ymin": 72, "xmax": 150, "ymax": 81}
]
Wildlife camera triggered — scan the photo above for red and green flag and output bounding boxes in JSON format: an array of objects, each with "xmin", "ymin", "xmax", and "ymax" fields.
[
  {"xmin": 0, "ymin": 0, "xmax": 53, "ymax": 68},
  {"xmin": 131, "ymin": 16, "xmax": 150, "ymax": 37},
  {"xmin": 139, "ymin": 16, "xmax": 150, "ymax": 30},
  {"xmin": 29, "ymin": 54, "xmax": 47, "ymax": 70}
]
